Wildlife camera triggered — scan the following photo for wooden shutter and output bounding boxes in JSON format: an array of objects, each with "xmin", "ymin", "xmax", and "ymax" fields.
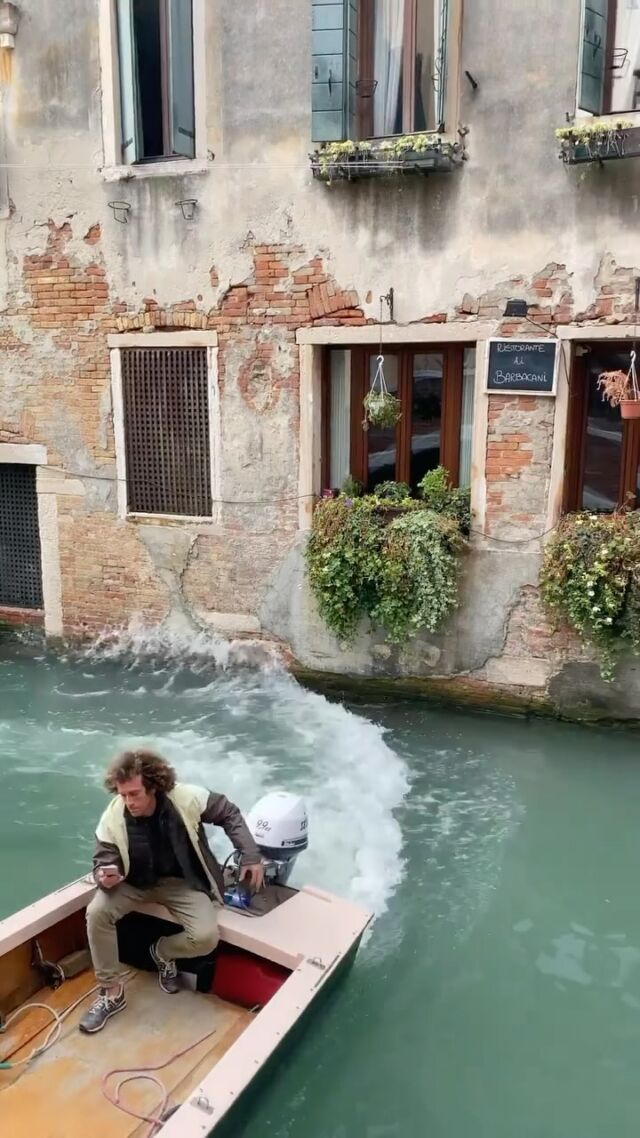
[
  {"xmin": 311, "ymin": 0, "xmax": 357, "ymax": 142},
  {"xmin": 122, "ymin": 348, "xmax": 211, "ymax": 517},
  {"xmin": 168, "ymin": 0, "xmax": 196, "ymax": 159},
  {"xmin": 116, "ymin": 0, "xmax": 141, "ymax": 164},
  {"xmin": 579, "ymin": 0, "xmax": 609, "ymax": 114}
]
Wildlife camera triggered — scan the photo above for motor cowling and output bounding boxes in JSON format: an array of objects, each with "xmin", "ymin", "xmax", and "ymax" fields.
[{"xmin": 245, "ymin": 791, "xmax": 308, "ymax": 886}]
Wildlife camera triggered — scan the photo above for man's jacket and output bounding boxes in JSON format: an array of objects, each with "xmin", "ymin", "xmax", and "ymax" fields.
[{"xmin": 93, "ymin": 783, "xmax": 260, "ymax": 903}]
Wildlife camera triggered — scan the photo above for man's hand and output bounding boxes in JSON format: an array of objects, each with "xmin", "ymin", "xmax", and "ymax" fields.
[
  {"xmin": 240, "ymin": 862, "xmax": 265, "ymax": 892},
  {"xmin": 97, "ymin": 867, "xmax": 124, "ymax": 889}
]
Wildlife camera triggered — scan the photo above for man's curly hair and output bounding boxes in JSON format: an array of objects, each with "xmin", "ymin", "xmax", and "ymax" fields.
[{"xmin": 104, "ymin": 749, "xmax": 177, "ymax": 795}]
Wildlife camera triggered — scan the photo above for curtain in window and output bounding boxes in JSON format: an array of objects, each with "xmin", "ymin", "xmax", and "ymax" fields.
[
  {"xmin": 329, "ymin": 350, "xmax": 351, "ymax": 492},
  {"xmin": 373, "ymin": 0, "xmax": 405, "ymax": 136},
  {"xmin": 459, "ymin": 347, "xmax": 475, "ymax": 488},
  {"xmin": 610, "ymin": 1, "xmax": 640, "ymax": 112}
]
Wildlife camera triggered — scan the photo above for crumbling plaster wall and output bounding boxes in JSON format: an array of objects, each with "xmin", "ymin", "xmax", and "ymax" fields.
[{"xmin": 1, "ymin": 1, "xmax": 640, "ymax": 716}]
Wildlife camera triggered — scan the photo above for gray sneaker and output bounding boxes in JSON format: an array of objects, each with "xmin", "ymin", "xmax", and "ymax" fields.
[
  {"xmin": 150, "ymin": 942, "xmax": 180, "ymax": 994},
  {"xmin": 79, "ymin": 986, "xmax": 126, "ymax": 1033}
]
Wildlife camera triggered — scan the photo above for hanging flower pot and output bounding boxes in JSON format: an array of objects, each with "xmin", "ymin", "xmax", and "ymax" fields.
[
  {"xmin": 363, "ymin": 388, "xmax": 402, "ymax": 427},
  {"xmin": 363, "ymin": 355, "xmax": 402, "ymax": 429},
  {"xmin": 620, "ymin": 399, "xmax": 640, "ymax": 420},
  {"xmin": 598, "ymin": 352, "xmax": 640, "ymax": 419}
]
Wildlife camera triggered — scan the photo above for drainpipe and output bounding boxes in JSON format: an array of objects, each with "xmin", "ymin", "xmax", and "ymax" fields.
[{"xmin": 0, "ymin": 3, "xmax": 19, "ymax": 219}]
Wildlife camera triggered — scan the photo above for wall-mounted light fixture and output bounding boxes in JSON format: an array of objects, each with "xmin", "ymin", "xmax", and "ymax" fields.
[
  {"xmin": 503, "ymin": 299, "xmax": 559, "ymax": 339},
  {"xmin": 503, "ymin": 299, "xmax": 528, "ymax": 318},
  {"xmin": 176, "ymin": 199, "xmax": 197, "ymax": 220},
  {"xmin": 0, "ymin": 2, "xmax": 20, "ymax": 49},
  {"xmin": 108, "ymin": 200, "xmax": 131, "ymax": 224}
]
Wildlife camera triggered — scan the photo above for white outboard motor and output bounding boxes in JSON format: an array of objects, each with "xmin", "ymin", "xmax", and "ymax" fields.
[{"xmin": 244, "ymin": 791, "xmax": 308, "ymax": 886}]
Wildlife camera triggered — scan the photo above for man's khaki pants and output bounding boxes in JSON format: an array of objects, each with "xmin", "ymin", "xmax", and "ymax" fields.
[{"xmin": 86, "ymin": 877, "xmax": 219, "ymax": 986}]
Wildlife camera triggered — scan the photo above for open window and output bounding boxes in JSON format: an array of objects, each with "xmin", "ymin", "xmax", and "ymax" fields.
[
  {"xmin": 322, "ymin": 344, "xmax": 475, "ymax": 494},
  {"xmin": 311, "ymin": 0, "xmax": 450, "ymax": 142},
  {"xmin": 116, "ymin": 0, "xmax": 195, "ymax": 164},
  {"xmin": 578, "ymin": 0, "xmax": 640, "ymax": 115},
  {"xmin": 564, "ymin": 344, "xmax": 640, "ymax": 512}
]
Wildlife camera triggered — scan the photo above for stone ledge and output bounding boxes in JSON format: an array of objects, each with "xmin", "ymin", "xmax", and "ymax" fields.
[{"xmin": 196, "ymin": 611, "xmax": 262, "ymax": 635}]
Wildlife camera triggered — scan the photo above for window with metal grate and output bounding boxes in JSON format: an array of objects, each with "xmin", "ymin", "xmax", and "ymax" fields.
[
  {"xmin": 121, "ymin": 347, "xmax": 211, "ymax": 517},
  {"xmin": 0, "ymin": 464, "xmax": 43, "ymax": 610}
]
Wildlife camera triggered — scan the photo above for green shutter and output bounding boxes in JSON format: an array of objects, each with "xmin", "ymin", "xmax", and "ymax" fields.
[
  {"xmin": 116, "ymin": 0, "xmax": 141, "ymax": 164},
  {"xmin": 579, "ymin": 0, "xmax": 609, "ymax": 114},
  {"xmin": 435, "ymin": 0, "xmax": 449, "ymax": 130},
  {"xmin": 168, "ymin": 0, "xmax": 196, "ymax": 158},
  {"xmin": 311, "ymin": 0, "xmax": 357, "ymax": 143}
]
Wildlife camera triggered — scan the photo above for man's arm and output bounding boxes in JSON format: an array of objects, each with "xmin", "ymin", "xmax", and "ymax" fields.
[
  {"xmin": 200, "ymin": 792, "xmax": 261, "ymax": 865},
  {"xmin": 93, "ymin": 838, "xmax": 125, "ymax": 888}
]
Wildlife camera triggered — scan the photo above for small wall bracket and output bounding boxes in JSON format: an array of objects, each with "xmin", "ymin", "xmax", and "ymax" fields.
[{"xmin": 380, "ymin": 287, "xmax": 394, "ymax": 322}]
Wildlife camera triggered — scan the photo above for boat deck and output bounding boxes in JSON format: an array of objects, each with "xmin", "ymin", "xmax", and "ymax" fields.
[{"xmin": 0, "ymin": 969, "xmax": 253, "ymax": 1138}]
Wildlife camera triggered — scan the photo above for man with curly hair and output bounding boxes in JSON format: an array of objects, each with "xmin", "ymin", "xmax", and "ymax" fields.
[{"xmin": 79, "ymin": 749, "xmax": 264, "ymax": 1034}]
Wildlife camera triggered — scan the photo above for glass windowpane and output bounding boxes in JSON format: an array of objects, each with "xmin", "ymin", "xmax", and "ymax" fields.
[
  {"xmin": 410, "ymin": 353, "xmax": 442, "ymax": 489},
  {"xmin": 459, "ymin": 347, "xmax": 475, "ymax": 488},
  {"xmin": 581, "ymin": 351, "xmax": 626, "ymax": 511}
]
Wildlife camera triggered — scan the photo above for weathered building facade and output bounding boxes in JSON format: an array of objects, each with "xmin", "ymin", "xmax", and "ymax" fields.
[{"xmin": 1, "ymin": 0, "xmax": 640, "ymax": 718}]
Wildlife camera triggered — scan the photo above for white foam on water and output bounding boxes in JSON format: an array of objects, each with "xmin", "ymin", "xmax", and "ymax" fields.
[{"xmin": 81, "ymin": 629, "xmax": 410, "ymax": 922}]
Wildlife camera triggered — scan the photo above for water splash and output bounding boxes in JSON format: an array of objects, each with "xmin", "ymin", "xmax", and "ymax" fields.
[
  {"xmin": 85, "ymin": 617, "xmax": 284, "ymax": 673},
  {"xmin": 2, "ymin": 627, "xmax": 410, "ymax": 923}
]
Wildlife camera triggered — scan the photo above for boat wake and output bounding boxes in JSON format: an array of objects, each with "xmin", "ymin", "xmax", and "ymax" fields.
[{"xmin": 3, "ymin": 626, "xmax": 410, "ymax": 923}]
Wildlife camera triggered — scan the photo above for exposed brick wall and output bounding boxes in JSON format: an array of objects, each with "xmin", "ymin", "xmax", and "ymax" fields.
[
  {"xmin": 485, "ymin": 395, "xmax": 555, "ymax": 541},
  {"xmin": 2, "ymin": 215, "xmax": 639, "ymax": 692},
  {"xmin": 0, "ymin": 222, "xmax": 367, "ymax": 636}
]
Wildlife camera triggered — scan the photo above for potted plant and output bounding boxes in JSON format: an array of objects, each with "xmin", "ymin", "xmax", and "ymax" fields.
[
  {"xmin": 363, "ymin": 354, "xmax": 402, "ymax": 428},
  {"xmin": 598, "ymin": 351, "xmax": 640, "ymax": 419}
]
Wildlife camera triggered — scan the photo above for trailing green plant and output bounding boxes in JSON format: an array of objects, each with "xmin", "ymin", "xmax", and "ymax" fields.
[
  {"xmin": 540, "ymin": 510, "xmax": 640, "ymax": 679},
  {"xmin": 306, "ymin": 484, "xmax": 467, "ymax": 644},
  {"xmin": 305, "ymin": 496, "xmax": 384, "ymax": 641},
  {"xmin": 419, "ymin": 466, "xmax": 471, "ymax": 534},
  {"xmin": 371, "ymin": 510, "xmax": 465, "ymax": 642}
]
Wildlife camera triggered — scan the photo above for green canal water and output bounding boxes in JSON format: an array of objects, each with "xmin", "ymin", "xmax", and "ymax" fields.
[{"xmin": 1, "ymin": 640, "xmax": 640, "ymax": 1137}]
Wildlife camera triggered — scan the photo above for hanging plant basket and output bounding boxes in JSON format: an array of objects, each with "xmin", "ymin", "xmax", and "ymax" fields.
[
  {"xmin": 598, "ymin": 353, "xmax": 640, "ymax": 419},
  {"xmin": 363, "ymin": 355, "xmax": 402, "ymax": 428},
  {"xmin": 363, "ymin": 388, "xmax": 402, "ymax": 428}
]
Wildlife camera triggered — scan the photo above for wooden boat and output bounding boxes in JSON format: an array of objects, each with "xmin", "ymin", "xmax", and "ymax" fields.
[{"xmin": 0, "ymin": 876, "xmax": 371, "ymax": 1137}]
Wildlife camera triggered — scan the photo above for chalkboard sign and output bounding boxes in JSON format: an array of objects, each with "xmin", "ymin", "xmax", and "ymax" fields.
[{"xmin": 486, "ymin": 339, "xmax": 558, "ymax": 395}]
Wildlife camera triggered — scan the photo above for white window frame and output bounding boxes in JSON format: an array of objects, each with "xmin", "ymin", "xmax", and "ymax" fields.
[
  {"xmin": 108, "ymin": 331, "xmax": 221, "ymax": 523},
  {"xmin": 99, "ymin": 0, "xmax": 209, "ymax": 179},
  {"xmin": 0, "ymin": 444, "xmax": 64, "ymax": 637}
]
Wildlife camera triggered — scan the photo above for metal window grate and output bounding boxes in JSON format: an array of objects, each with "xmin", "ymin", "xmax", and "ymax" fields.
[
  {"xmin": 122, "ymin": 347, "xmax": 211, "ymax": 517},
  {"xmin": 0, "ymin": 464, "xmax": 43, "ymax": 609}
]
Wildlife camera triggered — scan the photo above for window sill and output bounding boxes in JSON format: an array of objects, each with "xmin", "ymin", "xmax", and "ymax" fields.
[
  {"xmin": 557, "ymin": 117, "xmax": 640, "ymax": 165},
  {"xmin": 126, "ymin": 511, "xmax": 215, "ymax": 524},
  {"xmin": 101, "ymin": 157, "xmax": 212, "ymax": 183},
  {"xmin": 310, "ymin": 132, "xmax": 466, "ymax": 183}
]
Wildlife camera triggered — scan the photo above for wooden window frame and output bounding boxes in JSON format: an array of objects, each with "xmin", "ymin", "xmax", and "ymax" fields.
[
  {"xmin": 358, "ymin": 0, "xmax": 435, "ymax": 139},
  {"xmin": 323, "ymin": 343, "xmax": 466, "ymax": 492},
  {"xmin": 564, "ymin": 346, "xmax": 640, "ymax": 513}
]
